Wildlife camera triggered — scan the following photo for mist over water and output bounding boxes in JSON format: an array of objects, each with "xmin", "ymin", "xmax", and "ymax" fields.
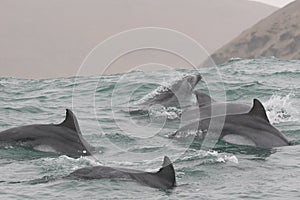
[{"xmin": 0, "ymin": 57, "xmax": 300, "ymax": 199}]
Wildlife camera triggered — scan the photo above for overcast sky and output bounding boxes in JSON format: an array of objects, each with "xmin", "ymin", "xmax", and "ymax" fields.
[
  {"xmin": 0, "ymin": 0, "xmax": 278, "ymax": 79},
  {"xmin": 251, "ymin": 0, "xmax": 295, "ymax": 7}
]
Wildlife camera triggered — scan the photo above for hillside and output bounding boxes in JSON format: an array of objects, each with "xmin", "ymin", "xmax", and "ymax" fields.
[{"xmin": 210, "ymin": 0, "xmax": 300, "ymax": 65}]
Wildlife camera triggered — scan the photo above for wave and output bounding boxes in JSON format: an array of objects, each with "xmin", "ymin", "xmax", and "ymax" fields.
[{"xmin": 0, "ymin": 106, "xmax": 44, "ymax": 114}]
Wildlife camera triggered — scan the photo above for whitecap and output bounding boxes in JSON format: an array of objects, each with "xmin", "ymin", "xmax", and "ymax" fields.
[{"xmin": 264, "ymin": 92, "xmax": 298, "ymax": 124}]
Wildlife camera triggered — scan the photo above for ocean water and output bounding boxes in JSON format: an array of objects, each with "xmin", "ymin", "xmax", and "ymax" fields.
[{"xmin": 0, "ymin": 57, "xmax": 300, "ymax": 199}]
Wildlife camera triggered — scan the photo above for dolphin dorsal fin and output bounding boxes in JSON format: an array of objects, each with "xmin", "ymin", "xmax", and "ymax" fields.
[
  {"xmin": 194, "ymin": 90, "xmax": 216, "ymax": 107},
  {"xmin": 248, "ymin": 99, "xmax": 270, "ymax": 123},
  {"xmin": 156, "ymin": 156, "xmax": 176, "ymax": 188},
  {"xmin": 59, "ymin": 109, "xmax": 82, "ymax": 134}
]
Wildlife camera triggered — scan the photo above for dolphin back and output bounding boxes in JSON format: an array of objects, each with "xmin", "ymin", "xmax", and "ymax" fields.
[
  {"xmin": 248, "ymin": 99, "xmax": 270, "ymax": 123},
  {"xmin": 0, "ymin": 109, "xmax": 95, "ymax": 158},
  {"xmin": 57, "ymin": 109, "xmax": 95, "ymax": 156},
  {"xmin": 67, "ymin": 156, "xmax": 176, "ymax": 190},
  {"xmin": 172, "ymin": 99, "xmax": 290, "ymax": 148},
  {"xmin": 193, "ymin": 90, "xmax": 216, "ymax": 107},
  {"xmin": 130, "ymin": 156, "xmax": 176, "ymax": 190},
  {"xmin": 153, "ymin": 156, "xmax": 176, "ymax": 189},
  {"xmin": 58, "ymin": 109, "xmax": 82, "ymax": 134}
]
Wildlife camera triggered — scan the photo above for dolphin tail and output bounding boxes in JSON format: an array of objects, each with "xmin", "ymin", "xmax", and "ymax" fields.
[{"xmin": 155, "ymin": 156, "xmax": 176, "ymax": 189}]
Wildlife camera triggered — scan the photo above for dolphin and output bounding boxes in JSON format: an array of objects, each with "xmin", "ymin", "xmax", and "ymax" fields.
[
  {"xmin": 181, "ymin": 90, "xmax": 251, "ymax": 122},
  {"xmin": 193, "ymin": 90, "xmax": 216, "ymax": 107},
  {"xmin": 0, "ymin": 109, "xmax": 94, "ymax": 158},
  {"xmin": 131, "ymin": 73, "xmax": 202, "ymax": 112},
  {"xmin": 173, "ymin": 99, "xmax": 290, "ymax": 148},
  {"xmin": 67, "ymin": 156, "xmax": 176, "ymax": 190}
]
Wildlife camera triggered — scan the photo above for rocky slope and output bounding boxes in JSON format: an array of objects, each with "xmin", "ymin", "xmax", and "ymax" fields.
[{"xmin": 210, "ymin": 0, "xmax": 300, "ymax": 65}]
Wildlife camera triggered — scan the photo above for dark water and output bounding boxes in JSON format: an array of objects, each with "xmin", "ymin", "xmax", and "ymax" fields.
[{"xmin": 0, "ymin": 57, "xmax": 300, "ymax": 199}]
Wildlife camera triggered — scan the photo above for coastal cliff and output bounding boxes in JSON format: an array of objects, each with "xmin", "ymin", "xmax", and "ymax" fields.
[{"xmin": 210, "ymin": 0, "xmax": 300, "ymax": 65}]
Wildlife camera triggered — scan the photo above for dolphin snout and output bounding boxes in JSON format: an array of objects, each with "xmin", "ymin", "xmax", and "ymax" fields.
[{"xmin": 195, "ymin": 73, "xmax": 202, "ymax": 83}]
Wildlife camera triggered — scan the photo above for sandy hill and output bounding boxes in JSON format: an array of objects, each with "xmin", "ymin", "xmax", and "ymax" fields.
[
  {"xmin": 0, "ymin": 0, "xmax": 276, "ymax": 78},
  {"xmin": 210, "ymin": 0, "xmax": 300, "ymax": 65}
]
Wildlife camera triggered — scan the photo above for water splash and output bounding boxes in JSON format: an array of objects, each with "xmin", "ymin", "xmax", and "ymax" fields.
[
  {"xmin": 39, "ymin": 155, "xmax": 102, "ymax": 171},
  {"xmin": 149, "ymin": 106, "xmax": 182, "ymax": 120},
  {"xmin": 206, "ymin": 150, "xmax": 239, "ymax": 164},
  {"xmin": 264, "ymin": 92, "xmax": 298, "ymax": 124},
  {"xmin": 181, "ymin": 150, "xmax": 238, "ymax": 164}
]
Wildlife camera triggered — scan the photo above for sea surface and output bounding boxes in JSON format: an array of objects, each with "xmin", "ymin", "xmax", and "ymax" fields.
[{"xmin": 0, "ymin": 57, "xmax": 300, "ymax": 199}]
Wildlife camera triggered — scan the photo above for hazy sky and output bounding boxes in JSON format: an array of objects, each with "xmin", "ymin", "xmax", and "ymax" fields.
[
  {"xmin": 0, "ymin": 0, "xmax": 278, "ymax": 79},
  {"xmin": 251, "ymin": 0, "xmax": 295, "ymax": 7}
]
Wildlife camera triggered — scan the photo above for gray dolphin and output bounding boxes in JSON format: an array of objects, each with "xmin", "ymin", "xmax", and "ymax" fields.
[
  {"xmin": 181, "ymin": 90, "xmax": 251, "ymax": 122},
  {"xmin": 193, "ymin": 90, "xmax": 216, "ymax": 107},
  {"xmin": 67, "ymin": 156, "xmax": 176, "ymax": 190},
  {"xmin": 173, "ymin": 99, "xmax": 290, "ymax": 148},
  {"xmin": 131, "ymin": 73, "xmax": 202, "ymax": 111},
  {"xmin": 0, "ymin": 109, "xmax": 94, "ymax": 158}
]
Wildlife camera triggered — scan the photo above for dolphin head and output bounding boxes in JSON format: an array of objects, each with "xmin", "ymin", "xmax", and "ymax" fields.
[
  {"xmin": 182, "ymin": 73, "xmax": 202, "ymax": 91},
  {"xmin": 164, "ymin": 73, "xmax": 202, "ymax": 107},
  {"xmin": 163, "ymin": 73, "xmax": 201, "ymax": 95},
  {"xmin": 134, "ymin": 73, "xmax": 202, "ymax": 108}
]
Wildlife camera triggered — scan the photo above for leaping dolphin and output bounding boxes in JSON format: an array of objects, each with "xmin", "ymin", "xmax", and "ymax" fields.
[
  {"xmin": 67, "ymin": 156, "xmax": 176, "ymax": 190},
  {"xmin": 0, "ymin": 109, "xmax": 95, "ymax": 158},
  {"xmin": 181, "ymin": 90, "xmax": 251, "ymax": 122},
  {"xmin": 173, "ymin": 99, "xmax": 290, "ymax": 148},
  {"xmin": 131, "ymin": 73, "xmax": 202, "ymax": 111}
]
